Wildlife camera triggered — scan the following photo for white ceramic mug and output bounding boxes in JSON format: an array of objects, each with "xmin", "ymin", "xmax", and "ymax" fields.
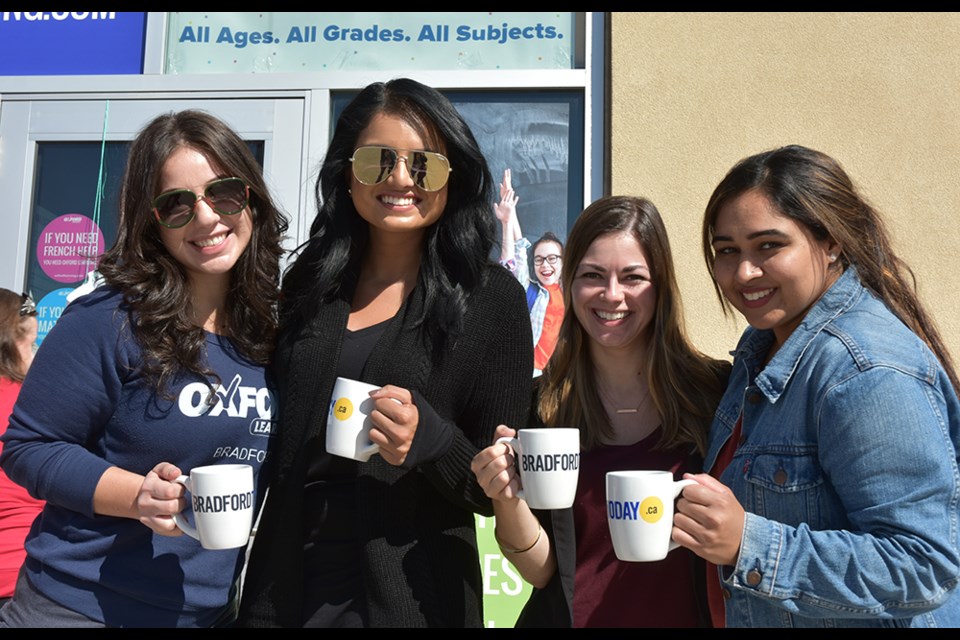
[
  {"xmin": 496, "ymin": 428, "xmax": 580, "ymax": 510},
  {"xmin": 172, "ymin": 463, "xmax": 255, "ymax": 550},
  {"xmin": 326, "ymin": 376, "xmax": 381, "ymax": 462},
  {"xmin": 606, "ymin": 470, "xmax": 695, "ymax": 562}
]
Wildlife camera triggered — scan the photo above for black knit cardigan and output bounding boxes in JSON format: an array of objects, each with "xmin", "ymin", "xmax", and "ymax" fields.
[{"xmin": 237, "ymin": 265, "xmax": 533, "ymax": 628}]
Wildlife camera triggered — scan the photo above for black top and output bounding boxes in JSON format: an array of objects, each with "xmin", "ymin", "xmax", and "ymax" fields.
[{"xmin": 301, "ymin": 318, "xmax": 390, "ymax": 627}]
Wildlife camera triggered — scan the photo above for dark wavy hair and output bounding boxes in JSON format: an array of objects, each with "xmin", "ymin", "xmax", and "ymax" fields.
[
  {"xmin": 280, "ymin": 78, "xmax": 496, "ymax": 351},
  {"xmin": 701, "ymin": 144, "xmax": 959, "ymax": 394},
  {"xmin": 539, "ymin": 196, "xmax": 730, "ymax": 454},
  {"xmin": 97, "ymin": 109, "xmax": 288, "ymax": 397},
  {"xmin": 0, "ymin": 288, "xmax": 35, "ymax": 383}
]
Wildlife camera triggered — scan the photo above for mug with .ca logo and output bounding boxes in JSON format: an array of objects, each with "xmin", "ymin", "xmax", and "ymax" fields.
[
  {"xmin": 496, "ymin": 427, "xmax": 580, "ymax": 510},
  {"xmin": 326, "ymin": 377, "xmax": 382, "ymax": 462},
  {"xmin": 606, "ymin": 470, "xmax": 695, "ymax": 562}
]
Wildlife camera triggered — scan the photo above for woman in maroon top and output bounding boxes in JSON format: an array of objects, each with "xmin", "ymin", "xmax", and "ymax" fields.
[{"xmin": 472, "ymin": 196, "xmax": 730, "ymax": 627}]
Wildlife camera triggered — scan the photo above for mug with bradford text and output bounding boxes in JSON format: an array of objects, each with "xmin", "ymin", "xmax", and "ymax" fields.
[
  {"xmin": 496, "ymin": 427, "xmax": 580, "ymax": 510},
  {"xmin": 172, "ymin": 463, "xmax": 255, "ymax": 550},
  {"xmin": 606, "ymin": 469, "xmax": 695, "ymax": 562}
]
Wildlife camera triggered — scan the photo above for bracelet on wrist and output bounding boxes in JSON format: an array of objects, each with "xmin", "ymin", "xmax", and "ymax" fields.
[{"xmin": 494, "ymin": 524, "xmax": 542, "ymax": 554}]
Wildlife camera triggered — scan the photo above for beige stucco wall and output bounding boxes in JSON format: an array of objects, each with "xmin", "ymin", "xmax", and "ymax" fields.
[{"xmin": 610, "ymin": 12, "xmax": 960, "ymax": 363}]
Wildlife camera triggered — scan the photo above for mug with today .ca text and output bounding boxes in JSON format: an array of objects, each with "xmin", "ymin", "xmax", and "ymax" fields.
[
  {"xmin": 606, "ymin": 470, "xmax": 695, "ymax": 562},
  {"xmin": 496, "ymin": 427, "xmax": 581, "ymax": 510}
]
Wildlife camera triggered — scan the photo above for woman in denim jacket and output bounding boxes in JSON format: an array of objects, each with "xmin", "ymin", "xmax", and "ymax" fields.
[{"xmin": 674, "ymin": 144, "xmax": 960, "ymax": 628}]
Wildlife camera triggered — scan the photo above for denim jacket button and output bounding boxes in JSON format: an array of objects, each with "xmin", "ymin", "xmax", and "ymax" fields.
[
  {"xmin": 721, "ymin": 587, "xmax": 732, "ymax": 600},
  {"xmin": 746, "ymin": 570, "xmax": 762, "ymax": 587},
  {"xmin": 774, "ymin": 469, "xmax": 788, "ymax": 485}
]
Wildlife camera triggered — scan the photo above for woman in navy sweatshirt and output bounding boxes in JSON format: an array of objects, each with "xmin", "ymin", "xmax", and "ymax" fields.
[{"xmin": 0, "ymin": 109, "xmax": 288, "ymax": 627}]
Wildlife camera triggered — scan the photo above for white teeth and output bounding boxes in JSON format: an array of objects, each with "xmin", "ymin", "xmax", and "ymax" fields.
[
  {"xmin": 596, "ymin": 310, "xmax": 628, "ymax": 320},
  {"xmin": 381, "ymin": 195, "xmax": 415, "ymax": 206},
  {"xmin": 743, "ymin": 288, "xmax": 773, "ymax": 301},
  {"xmin": 194, "ymin": 233, "xmax": 227, "ymax": 248}
]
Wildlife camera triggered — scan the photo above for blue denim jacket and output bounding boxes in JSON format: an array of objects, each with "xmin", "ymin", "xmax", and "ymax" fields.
[{"xmin": 704, "ymin": 267, "xmax": 960, "ymax": 627}]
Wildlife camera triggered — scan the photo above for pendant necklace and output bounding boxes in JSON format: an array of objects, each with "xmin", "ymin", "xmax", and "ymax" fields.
[{"xmin": 600, "ymin": 382, "xmax": 651, "ymax": 414}]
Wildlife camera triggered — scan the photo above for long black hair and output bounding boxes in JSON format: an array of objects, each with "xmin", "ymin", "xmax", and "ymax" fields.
[
  {"xmin": 97, "ymin": 109, "xmax": 288, "ymax": 397},
  {"xmin": 280, "ymin": 78, "xmax": 496, "ymax": 351}
]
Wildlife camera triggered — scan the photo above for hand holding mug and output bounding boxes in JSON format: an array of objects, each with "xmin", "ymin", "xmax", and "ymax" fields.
[
  {"xmin": 137, "ymin": 461, "xmax": 188, "ymax": 536},
  {"xmin": 471, "ymin": 425, "xmax": 522, "ymax": 503},
  {"xmin": 672, "ymin": 472, "xmax": 745, "ymax": 566},
  {"xmin": 326, "ymin": 377, "xmax": 409, "ymax": 464},
  {"xmin": 367, "ymin": 384, "xmax": 418, "ymax": 466},
  {"xmin": 495, "ymin": 427, "xmax": 580, "ymax": 510}
]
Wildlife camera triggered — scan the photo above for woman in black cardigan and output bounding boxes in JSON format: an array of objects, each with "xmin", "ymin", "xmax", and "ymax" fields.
[{"xmin": 237, "ymin": 78, "xmax": 533, "ymax": 628}]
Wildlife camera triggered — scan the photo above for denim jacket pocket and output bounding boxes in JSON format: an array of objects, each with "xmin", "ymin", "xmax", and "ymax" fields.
[{"xmin": 744, "ymin": 452, "xmax": 825, "ymax": 525}]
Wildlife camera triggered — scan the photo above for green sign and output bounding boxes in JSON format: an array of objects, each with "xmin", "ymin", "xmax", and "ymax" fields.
[{"xmin": 476, "ymin": 514, "xmax": 532, "ymax": 628}]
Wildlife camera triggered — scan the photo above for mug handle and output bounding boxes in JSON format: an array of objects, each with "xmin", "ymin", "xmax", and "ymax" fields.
[
  {"xmin": 667, "ymin": 478, "xmax": 697, "ymax": 552},
  {"xmin": 494, "ymin": 436, "xmax": 526, "ymax": 502},
  {"xmin": 357, "ymin": 441, "xmax": 380, "ymax": 462},
  {"xmin": 171, "ymin": 475, "xmax": 201, "ymax": 541},
  {"xmin": 356, "ymin": 396, "xmax": 402, "ymax": 461}
]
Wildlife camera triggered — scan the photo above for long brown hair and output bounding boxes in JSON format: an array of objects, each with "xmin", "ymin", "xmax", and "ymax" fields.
[
  {"xmin": 97, "ymin": 110, "xmax": 288, "ymax": 397},
  {"xmin": 538, "ymin": 196, "xmax": 730, "ymax": 454},
  {"xmin": 701, "ymin": 144, "xmax": 959, "ymax": 394},
  {"xmin": 0, "ymin": 289, "xmax": 35, "ymax": 383}
]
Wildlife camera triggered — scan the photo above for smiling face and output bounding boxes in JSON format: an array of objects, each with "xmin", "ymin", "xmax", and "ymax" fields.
[
  {"xmin": 711, "ymin": 189, "xmax": 841, "ymax": 347},
  {"xmin": 533, "ymin": 240, "xmax": 563, "ymax": 286},
  {"xmin": 571, "ymin": 231, "xmax": 656, "ymax": 357},
  {"xmin": 350, "ymin": 112, "xmax": 448, "ymax": 241},
  {"xmin": 156, "ymin": 146, "xmax": 253, "ymax": 292}
]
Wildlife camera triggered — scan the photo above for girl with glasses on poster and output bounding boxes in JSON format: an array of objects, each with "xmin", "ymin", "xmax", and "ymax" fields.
[
  {"xmin": 0, "ymin": 290, "xmax": 43, "ymax": 611},
  {"xmin": 237, "ymin": 78, "xmax": 532, "ymax": 628},
  {"xmin": 675, "ymin": 145, "xmax": 960, "ymax": 627},
  {"xmin": 494, "ymin": 168, "xmax": 565, "ymax": 377},
  {"xmin": 472, "ymin": 196, "xmax": 730, "ymax": 627},
  {"xmin": 0, "ymin": 110, "xmax": 288, "ymax": 627}
]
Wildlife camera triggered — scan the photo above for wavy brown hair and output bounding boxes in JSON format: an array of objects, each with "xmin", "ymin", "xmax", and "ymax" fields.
[
  {"xmin": 538, "ymin": 196, "xmax": 730, "ymax": 454},
  {"xmin": 701, "ymin": 144, "xmax": 959, "ymax": 395},
  {"xmin": 0, "ymin": 289, "xmax": 35, "ymax": 383},
  {"xmin": 97, "ymin": 110, "xmax": 288, "ymax": 398}
]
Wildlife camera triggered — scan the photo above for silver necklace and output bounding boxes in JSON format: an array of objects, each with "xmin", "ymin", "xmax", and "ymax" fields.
[{"xmin": 599, "ymin": 382, "xmax": 651, "ymax": 414}]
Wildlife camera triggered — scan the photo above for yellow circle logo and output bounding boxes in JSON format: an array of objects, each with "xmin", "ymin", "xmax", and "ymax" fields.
[
  {"xmin": 639, "ymin": 496, "xmax": 664, "ymax": 523},
  {"xmin": 332, "ymin": 397, "xmax": 354, "ymax": 421}
]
